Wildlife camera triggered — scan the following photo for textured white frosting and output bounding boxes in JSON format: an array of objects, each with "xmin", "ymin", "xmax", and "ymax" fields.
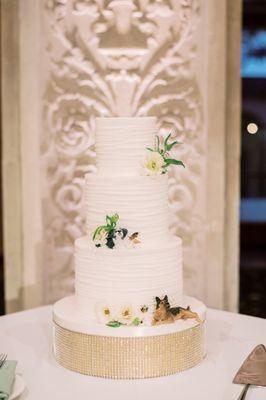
[
  {"xmin": 95, "ymin": 117, "xmax": 156, "ymax": 176},
  {"xmin": 70, "ymin": 116, "xmax": 193, "ymax": 325},
  {"xmin": 75, "ymin": 236, "xmax": 183, "ymax": 316},
  {"xmin": 85, "ymin": 174, "xmax": 171, "ymax": 245}
]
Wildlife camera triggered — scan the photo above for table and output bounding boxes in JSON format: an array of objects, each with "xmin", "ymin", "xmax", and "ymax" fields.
[{"xmin": 0, "ymin": 306, "xmax": 265, "ymax": 400}]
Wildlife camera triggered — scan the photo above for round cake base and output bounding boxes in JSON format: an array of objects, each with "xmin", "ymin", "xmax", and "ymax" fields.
[{"xmin": 53, "ymin": 296, "xmax": 206, "ymax": 379}]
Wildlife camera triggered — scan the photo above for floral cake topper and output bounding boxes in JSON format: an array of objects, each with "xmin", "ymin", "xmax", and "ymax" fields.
[
  {"xmin": 143, "ymin": 133, "xmax": 185, "ymax": 175},
  {"xmin": 93, "ymin": 213, "xmax": 141, "ymax": 249}
]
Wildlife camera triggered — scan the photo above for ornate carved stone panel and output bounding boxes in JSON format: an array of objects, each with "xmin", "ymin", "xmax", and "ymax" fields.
[{"xmin": 42, "ymin": 0, "xmax": 204, "ymax": 303}]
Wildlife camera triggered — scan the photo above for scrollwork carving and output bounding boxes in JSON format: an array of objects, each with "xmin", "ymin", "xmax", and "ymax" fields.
[{"xmin": 42, "ymin": 0, "xmax": 204, "ymax": 302}]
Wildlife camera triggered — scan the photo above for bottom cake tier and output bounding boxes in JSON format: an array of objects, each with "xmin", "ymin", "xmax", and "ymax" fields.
[{"xmin": 53, "ymin": 296, "xmax": 206, "ymax": 379}]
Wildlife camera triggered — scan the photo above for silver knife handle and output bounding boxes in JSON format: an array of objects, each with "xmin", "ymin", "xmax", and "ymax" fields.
[{"xmin": 237, "ymin": 384, "xmax": 250, "ymax": 400}]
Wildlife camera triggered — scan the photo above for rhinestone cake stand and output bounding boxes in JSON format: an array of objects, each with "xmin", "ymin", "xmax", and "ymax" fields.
[{"xmin": 53, "ymin": 296, "xmax": 206, "ymax": 379}]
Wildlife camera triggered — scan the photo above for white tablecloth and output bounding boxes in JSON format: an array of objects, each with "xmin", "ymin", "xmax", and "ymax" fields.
[{"xmin": 0, "ymin": 306, "xmax": 265, "ymax": 400}]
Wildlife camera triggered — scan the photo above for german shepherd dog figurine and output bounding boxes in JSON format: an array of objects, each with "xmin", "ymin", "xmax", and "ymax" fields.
[{"xmin": 152, "ymin": 295, "xmax": 203, "ymax": 326}]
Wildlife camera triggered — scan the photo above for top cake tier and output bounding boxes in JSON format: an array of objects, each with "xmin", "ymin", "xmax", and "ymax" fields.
[{"xmin": 95, "ymin": 117, "xmax": 156, "ymax": 176}]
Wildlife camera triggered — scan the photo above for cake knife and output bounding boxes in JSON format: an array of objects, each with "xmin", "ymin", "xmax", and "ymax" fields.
[{"xmin": 233, "ymin": 344, "xmax": 266, "ymax": 400}]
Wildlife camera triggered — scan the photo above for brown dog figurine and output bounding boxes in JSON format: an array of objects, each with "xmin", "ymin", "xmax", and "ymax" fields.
[
  {"xmin": 174, "ymin": 307, "xmax": 203, "ymax": 324},
  {"xmin": 152, "ymin": 295, "xmax": 175, "ymax": 325},
  {"xmin": 152, "ymin": 295, "xmax": 203, "ymax": 326}
]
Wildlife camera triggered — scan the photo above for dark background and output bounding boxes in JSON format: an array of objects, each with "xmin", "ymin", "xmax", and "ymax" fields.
[{"xmin": 240, "ymin": 0, "xmax": 266, "ymax": 318}]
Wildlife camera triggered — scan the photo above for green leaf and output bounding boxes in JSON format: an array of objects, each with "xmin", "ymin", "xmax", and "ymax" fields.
[
  {"xmin": 146, "ymin": 147, "xmax": 155, "ymax": 152},
  {"xmin": 164, "ymin": 158, "xmax": 185, "ymax": 168},
  {"xmin": 105, "ymin": 214, "xmax": 119, "ymax": 229},
  {"xmin": 106, "ymin": 215, "xmax": 112, "ymax": 226},
  {"xmin": 106, "ymin": 320, "xmax": 123, "ymax": 328},
  {"xmin": 93, "ymin": 226, "xmax": 104, "ymax": 240},
  {"xmin": 164, "ymin": 133, "xmax": 171, "ymax": 147},
  {"xmin": 92, "ymin": 228, "xmax": 98, "ymax": 241},
  {"xmin": 131, "ymin": 317, "xmax": 142, "ymax": 326},
  {"xmin": 108, "ymin": 229, "xmax": 116, "ymax": 239},
  {"xmin": 111, "ymin": 213, "xmax": 119, "ymax": 224},
  {"xmin": 165, "ymin": 141, "xmax": 180, "ymax": 152}
]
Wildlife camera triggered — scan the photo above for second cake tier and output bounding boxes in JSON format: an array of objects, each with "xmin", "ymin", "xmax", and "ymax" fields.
[
  {"xmin": 85, "ymin": 174, "xmax": 171, "ymax": 246},
  {"xmin": 75, "ymin": 236, "xmax": 183, "ymax": 318}
]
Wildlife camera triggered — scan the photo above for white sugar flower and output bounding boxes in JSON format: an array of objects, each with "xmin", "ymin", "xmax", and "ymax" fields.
[
  {"xmin": 93, "ymin": 228, "xmax": 107, "ymax": 247},
  {"xmin": 118, "ymin": 304, "xmax": 134, "ymax": 325},
  {"xmin": 94, "ymin": 229, "xmax": 107, "ymax": 242},
  {"xmin": 95, "ymin": 302, "xmax": 114, "ymax": 324},
  {"xmin": 137, "ymin": 304, "xmax": 153, "ymax": 326},
  {"xmin": 142, "ymin": 152, "xmax": 164, "ymax": 175}
]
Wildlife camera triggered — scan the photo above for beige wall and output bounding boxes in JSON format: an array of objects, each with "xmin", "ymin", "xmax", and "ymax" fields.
[{"xmin": 1, "ymin": 0, "xmax": 241, "ymax": 313}]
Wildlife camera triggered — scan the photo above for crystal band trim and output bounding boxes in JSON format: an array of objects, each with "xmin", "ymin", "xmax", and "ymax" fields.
[{"xmin": 53, "ymin": 321, "xmax": 205, "ymax": 379}]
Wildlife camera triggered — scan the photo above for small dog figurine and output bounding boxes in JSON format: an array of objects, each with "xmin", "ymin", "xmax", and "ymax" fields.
[
  {"xmin": 152, "ymin": 295, "xmax": 203, "ymax": 326},
  {"xmin": 152, "ymin": 295, "xmax": 175, "ymax": 325}
]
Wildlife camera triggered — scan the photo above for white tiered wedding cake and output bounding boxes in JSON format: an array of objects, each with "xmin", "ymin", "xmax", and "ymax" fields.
[{"xmin": 53, "ymin": 117, "xmax": 206, "ymax": 379}]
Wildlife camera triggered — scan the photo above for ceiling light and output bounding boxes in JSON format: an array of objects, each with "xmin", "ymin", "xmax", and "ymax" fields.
[{"xmin": 247, "ymin": 122, "xmax": 258, "ymax": 134}]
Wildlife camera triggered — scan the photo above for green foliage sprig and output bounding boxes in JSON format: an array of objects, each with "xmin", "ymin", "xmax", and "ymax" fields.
[
  {"xmin": 106, "ymin": 320, "xmax": 125, "ymax": 328},
  {"xmin": 106, "ymin": 317, "xmax": 142, "ymax": 328},
  {"xmin": 93, "ymin": 213, "xmax": 119, "ymax": 241},
  {"xmin": 93, "ymin": 214, "xmax": 128, "ymax": 249},
  {"xmin": 147, "ymin": 133, "xmax": 185, "ymax": 174},
  {"xmin": 130, "ymin": 317, "xmax": 142, "ymax": 326}
]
